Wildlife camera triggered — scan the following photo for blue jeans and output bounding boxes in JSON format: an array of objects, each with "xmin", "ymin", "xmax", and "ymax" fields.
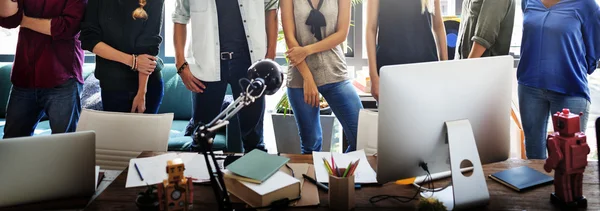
[
  {"xmin": 288, "ymin": 80, "xmax": 363, "ymax": 154},
  {"xmin": 3, "ymin": 79, "xmax": 82, "ymax": 138},
  {"xmin": 518, "ymin": 84, "xmax": 590, "ymax": 159},
  {"xmin": 101, "ymin": 77, "xmax": 164, "ymax": 114},
  {"xmin": 191, "ymin": 49, "xmax": 265, "ymax": 152}
]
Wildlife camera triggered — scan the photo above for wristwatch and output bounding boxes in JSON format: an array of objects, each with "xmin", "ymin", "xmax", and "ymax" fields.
[{"xmin": 177, "ymin": 62, "xmax": 188, "ymax": 74}]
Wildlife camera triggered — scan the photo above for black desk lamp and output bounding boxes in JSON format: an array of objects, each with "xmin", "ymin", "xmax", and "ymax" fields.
[{"xmin": 191, "ymin": 59, "xmax": 284, "ymax": 211}]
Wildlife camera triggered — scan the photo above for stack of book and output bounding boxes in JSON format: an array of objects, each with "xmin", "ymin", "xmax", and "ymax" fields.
[{"xmin": 223, "ymin": 150, "xmax": 301, "ymax": 208}]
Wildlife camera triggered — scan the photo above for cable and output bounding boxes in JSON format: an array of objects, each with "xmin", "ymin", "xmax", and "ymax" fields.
[
  {"xmin": 285, "ymin": 164, "xmax": 295, "ymax": 178},
  {"xmin": 414, "ymin": 180, "xmax": 452, "ymax": 193},
  {"xmin": 369, "ymin": 162, "xmax": 430, "ymax": 204},
  {"xmin": 369, "ymin": 187, "xmax": 421, "ymax": 204},
  {"xmin": 369, "ymin": 162, "xmax": 446, "ymax": 205},
  {"xmin": 414, "ymin": 166, "xmax": 452, "ymax": 194}
]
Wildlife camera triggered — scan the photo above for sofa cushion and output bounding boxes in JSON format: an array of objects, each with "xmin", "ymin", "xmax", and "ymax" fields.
[
  {"xmin": 0, "ymin": 118, "xmax": 5, "ymax": 138},
  {"xmin": 167, "ymin": 134, "xmax": 227, "ymax": 152},
  {"xmin": 170, "ymin": 120, "xmax": 189, "ymax": 138},
  {"xmin": 82, "ymin": 64, "xmax": 95, "ymax": 80},
  {"xmin": 0, "ymin": 64, "xmax": 12, "ymax": 118},
  {"xmin": 33, "ymin": 121, "xmax": 52, "ymax": 136},
  {"xmin": 81, "ymin": 74, "xmax": 103, "ymax": 110},
  {"xmin": 158, "ymin": 64, "xmax": 193, "ymax": 120}
]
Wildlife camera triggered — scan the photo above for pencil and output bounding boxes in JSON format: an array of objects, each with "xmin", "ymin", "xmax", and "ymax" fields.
[
  {"xmin": 322, "ymin": 158, "xmax": 333, "ymax": 175},
  {"xmin": 348, "ymin": 159, "xmax": 360, "ymax": 176},
  {"xmin": 342, "ymin": 162, "xmax": 352, "ymax": 177},
  {"xmin": 322, "ymin": 158, "xmax": 330, "ymax": 175},
  {"xmin": 330, "ymin": 154, "xmax": 336, "ymax": 176},
  {"xmin": 331, "ymin": 156, "xmax": 341, "ymax": 177}
]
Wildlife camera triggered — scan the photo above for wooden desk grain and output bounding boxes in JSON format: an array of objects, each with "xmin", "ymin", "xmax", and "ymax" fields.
[{"xmin": 86, "ymin": 152, "xmax": 599, "ymax": 211}]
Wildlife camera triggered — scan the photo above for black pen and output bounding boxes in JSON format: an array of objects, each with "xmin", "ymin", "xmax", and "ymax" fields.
[{"xmin": 302, "ymin": 174, "xmax": 328, "ymax": 192}]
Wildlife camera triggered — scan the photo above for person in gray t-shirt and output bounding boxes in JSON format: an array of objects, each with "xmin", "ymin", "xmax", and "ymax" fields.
[
  {"xmin": 281, "ymin": 0, "xmax": 363, "ymax": 154},
  {"xmin": 456, "ymin": 0, "xmax": 516, "ymax": 59}
]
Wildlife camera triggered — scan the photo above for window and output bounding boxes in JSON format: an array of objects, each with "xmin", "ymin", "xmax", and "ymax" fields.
[
  {"xmin": 511, "ymin": 0, "xmax": 523, "ymax": 57},
  {"xmin": 164, "ymin": 1, "xmax": 176, "ymax": 58}
]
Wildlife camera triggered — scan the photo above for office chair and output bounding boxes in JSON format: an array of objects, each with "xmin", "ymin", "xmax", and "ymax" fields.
[{"xmin": 76, "ymin": 109, "xmax": 174, "ymax": 170}]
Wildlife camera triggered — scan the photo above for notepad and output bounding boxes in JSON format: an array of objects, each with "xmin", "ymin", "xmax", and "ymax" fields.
[
  {"xmin": 226, "ymin": 149, "xmax": 290, "ymax": 184},
  {"xmin": 489, "ymin": 166, "xmax": 553, "ymax": 192},
  {"xmin": 125, "ymin": 153, "xmax": 220, "ymax": 188}
]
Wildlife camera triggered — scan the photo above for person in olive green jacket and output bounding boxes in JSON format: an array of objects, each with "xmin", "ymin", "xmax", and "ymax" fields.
[{"xmin": 456, "ymin": 0, "xmax": 516, "ymax": 59}]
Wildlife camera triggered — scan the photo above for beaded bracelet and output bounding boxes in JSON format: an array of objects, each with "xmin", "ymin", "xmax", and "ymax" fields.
[{"xmin": 177, "ymin": 62, "xmax": 188, "ymax": 74}]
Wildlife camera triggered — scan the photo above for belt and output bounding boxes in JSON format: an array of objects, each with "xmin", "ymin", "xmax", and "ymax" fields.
[{"xmin": 220, "ymin": 52, "xmax": 235, "ymax": 61}]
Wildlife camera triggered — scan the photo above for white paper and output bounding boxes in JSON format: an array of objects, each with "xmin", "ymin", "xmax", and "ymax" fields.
[
  {"xmin": 312, "ymin": 149, "xmax": 377, "ymax": 184},
  {"xmin": 356, "ymin": 109, "xmax": 379, "ymax": 156},
  {"xmin": 0, "ymin": 121, "xmax": 5, "ymax": 127},
  {"xmin": 226, "ymin": 170, "xmax": 300, "ymax": 196},
  {"xmin": 126, "ymin": 153, "xmax": 178, "ymax": 188},
  {"xmin": 95, "ymin": 165, "xmax": 100, "ymax": 190},
  {"xmin": 125, "ymin": 153, "xmax": 220, "ymax": 188}
]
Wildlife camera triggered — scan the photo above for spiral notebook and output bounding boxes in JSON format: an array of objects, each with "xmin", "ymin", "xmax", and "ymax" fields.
[{"xmin": 489, "ymin": 166, "xmax": 553, "ymax": 192}]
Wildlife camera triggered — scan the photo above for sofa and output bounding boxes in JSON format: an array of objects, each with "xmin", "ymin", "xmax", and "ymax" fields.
[{"xmin": 0, "ymin": 63, "xmax": 243, "ymax": 152}]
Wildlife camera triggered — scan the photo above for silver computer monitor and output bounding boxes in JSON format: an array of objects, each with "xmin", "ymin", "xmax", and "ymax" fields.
[
  {"xmin": 0, "ymin": 131, "xmax": 96, "ymax": 207},
  {"xmin": 376, "ymin": 56, "xmax": 513, "ymax": 184}
]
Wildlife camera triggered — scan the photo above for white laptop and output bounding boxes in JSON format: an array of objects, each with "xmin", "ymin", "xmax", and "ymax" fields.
[{"xmin": 0, "ymin": 131, "xmax": 96, "ymax": 207}]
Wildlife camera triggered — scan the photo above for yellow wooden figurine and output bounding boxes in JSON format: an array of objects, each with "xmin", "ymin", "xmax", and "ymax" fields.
[{"xmin": 157, "ymin": 158, "xmax": 193, "ymax": 211}]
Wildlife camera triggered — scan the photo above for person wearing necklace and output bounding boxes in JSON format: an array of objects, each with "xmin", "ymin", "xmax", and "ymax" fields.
[
  {"xmin": 0, "ymin": 0, "xmax": 87, "ymax": 138},
  {"xmin": 518, "ymin": 0, "xmax": 600, "ymax": 159},
  {"xmin": 80, "ymin": 0, "xmax": 165, "ymax": 114},
  {"xmin": 366, "ymin": 0, "xmax": 447, "ymax": 102},
  {"xmin": 282, "ymin": 0, "xmax": 362, "ymax": 153}
]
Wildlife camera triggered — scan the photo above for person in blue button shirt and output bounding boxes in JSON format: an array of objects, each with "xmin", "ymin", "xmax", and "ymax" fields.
[{"xmin": 518, "ymin": 0, "xmax": 600, "ymax": 159}]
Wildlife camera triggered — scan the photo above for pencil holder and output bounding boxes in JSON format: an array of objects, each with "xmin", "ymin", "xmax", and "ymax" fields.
[{"xmin": 328, "ymin": 171, "xmax": 355, "ymax": 211}]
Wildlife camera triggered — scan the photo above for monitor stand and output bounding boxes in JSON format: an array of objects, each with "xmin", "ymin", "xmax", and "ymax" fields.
[{"xmin": 422, "ymin": 120, "xmax": 490, "ymax": 210}]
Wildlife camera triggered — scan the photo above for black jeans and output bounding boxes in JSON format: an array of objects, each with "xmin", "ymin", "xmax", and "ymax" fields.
[
  {"xmin": 101, "ymin": 76, "xmax": 164, "ymax": 114},
  {"xmin": 191, "ymin": 49, "xmax": 265, "ymax": 152}
]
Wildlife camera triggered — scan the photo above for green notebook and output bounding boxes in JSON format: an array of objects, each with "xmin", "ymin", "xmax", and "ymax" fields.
[{"xmin": 225, "ymin": 149, "xmax": 289, "ymax": 184}]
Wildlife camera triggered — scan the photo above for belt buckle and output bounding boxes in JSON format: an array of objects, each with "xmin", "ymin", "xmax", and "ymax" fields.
[{"xmin": 220, "ymin": 52, "xmax": 234, "ymax": 60}]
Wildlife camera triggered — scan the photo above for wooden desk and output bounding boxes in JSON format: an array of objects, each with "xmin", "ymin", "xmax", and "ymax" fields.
[
  {"xmin": 87, "ymin": 152, "xmax": 599, "ymax": 211},
  {"xmin": 0, "ymin": 170, "xmax": 121, "ymax": 211}
]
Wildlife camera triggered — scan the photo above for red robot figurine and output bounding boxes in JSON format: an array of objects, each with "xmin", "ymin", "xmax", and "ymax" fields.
[{"xmin": 544, "ymin": 108, "xmax": 590, "ymax": 208}]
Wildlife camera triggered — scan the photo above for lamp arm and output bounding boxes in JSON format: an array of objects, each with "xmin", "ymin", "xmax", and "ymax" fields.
[{"xmin": 192, "ymin": 83, "xmax": 266, "ymax": 211}]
